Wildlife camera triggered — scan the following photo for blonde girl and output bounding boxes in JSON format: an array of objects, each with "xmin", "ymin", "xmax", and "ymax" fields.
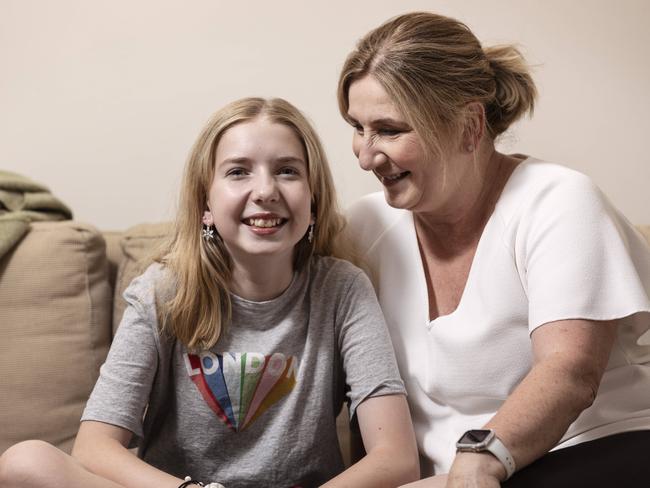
[{"xmin": 0, "ymin": 98, "xmax": 419, "ymax": 488}]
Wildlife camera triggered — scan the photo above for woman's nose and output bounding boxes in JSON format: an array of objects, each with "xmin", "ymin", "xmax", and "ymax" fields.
[
  {"xmin": 354, "ymin": 133, "xmax": 379, "ymax": 172},
  {"xmin": 356, "ymin": 139, "xmax": 386, "ymax": 172}
]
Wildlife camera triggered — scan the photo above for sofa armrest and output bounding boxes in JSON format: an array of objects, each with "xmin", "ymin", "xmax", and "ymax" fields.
[{"xmin": 0, "ymin": 221, "xmax": 112, "ymax": 453}]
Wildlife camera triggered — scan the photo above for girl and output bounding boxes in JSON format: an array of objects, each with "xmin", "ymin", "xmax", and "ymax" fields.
[{"xmin": 0, "ymin": 98, "xmax": 419, "ymax": 488}]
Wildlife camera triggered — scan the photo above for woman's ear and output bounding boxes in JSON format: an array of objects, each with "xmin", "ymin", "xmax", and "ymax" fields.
[
  {"xmin": 202, "ymin": 210, "xmax": 214, "ymax": 226},
  {"xmin": 463, "ymin": 102, "xmax": 486, "ymax": 151}
]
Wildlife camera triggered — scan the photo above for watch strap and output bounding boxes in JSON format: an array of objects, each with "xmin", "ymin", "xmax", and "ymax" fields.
[{"xmin": 486, "ymin": 435, "xmax": 516, "ymax": 480}]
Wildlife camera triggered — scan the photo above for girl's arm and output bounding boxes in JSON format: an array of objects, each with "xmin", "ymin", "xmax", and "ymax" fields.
[
  {"xmin": 321, "ymin": 394, "xmax": 420, "ymax": 488},
  {"xmin": 72, "ymin": 421, "xmax": 186, "ymax": 488},
  {"xmin": 410, "ymin": 318, "xmax": 617, "ymax": 487}
]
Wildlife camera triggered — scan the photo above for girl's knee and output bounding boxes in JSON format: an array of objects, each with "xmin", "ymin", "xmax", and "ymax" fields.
[{"xmin": 0, "ymin": 440, "xmax": 65, "ymax": 487}]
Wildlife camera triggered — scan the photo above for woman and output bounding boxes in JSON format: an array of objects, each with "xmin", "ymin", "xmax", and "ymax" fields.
[{"xmin": 338, "ymin": 11, "xmax": 650, "ymax": 488}]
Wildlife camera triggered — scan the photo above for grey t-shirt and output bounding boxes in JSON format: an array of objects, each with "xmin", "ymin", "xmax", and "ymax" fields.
[{"xmin": 82, "ymin": 256, "xmax": 405, "ymax": 487}]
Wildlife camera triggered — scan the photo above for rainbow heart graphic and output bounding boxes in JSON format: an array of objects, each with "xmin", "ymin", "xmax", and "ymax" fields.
[{"xmin": 183, "ymin": 351, "xmax": 298, "ymax": 431}]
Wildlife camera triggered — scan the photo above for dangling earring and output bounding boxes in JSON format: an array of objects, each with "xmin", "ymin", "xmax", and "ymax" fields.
[
  {"xmin": 307, "ymin": 223, "xmax": 314, "ymax": 243},
  {"xmin": 202, "ymin": 224, "xmax": 215, "ymax": 241}
]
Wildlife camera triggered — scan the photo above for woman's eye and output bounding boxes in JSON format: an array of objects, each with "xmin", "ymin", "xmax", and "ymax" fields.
[{"xmin": 378, "ymin": 128, "xmax": 400, "ymax": 136}]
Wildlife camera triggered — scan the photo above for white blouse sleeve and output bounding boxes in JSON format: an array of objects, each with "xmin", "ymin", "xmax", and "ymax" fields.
[{"xmin": 515, "ymin": 171, "xmax": 650, "ymax": 332}]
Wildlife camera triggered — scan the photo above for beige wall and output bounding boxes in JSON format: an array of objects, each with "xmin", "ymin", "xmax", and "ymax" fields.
[{"xmin": 2, "ymin": 0, "xmax": 649, "ymax": 229}]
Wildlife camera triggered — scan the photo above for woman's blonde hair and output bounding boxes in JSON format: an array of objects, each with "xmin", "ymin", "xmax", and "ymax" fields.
[
  {"xmin": 157, "ymin": 97, "xmax": 351, "ymax": 351},
  {"xmin": 337, "ymin": 11, "xmax": 537, "ymax": 158}
]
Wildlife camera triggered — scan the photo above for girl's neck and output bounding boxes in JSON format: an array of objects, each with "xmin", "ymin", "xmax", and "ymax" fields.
[{"xmin": 229, "ymin": 253, "xmax": 295, "ymax": 302}]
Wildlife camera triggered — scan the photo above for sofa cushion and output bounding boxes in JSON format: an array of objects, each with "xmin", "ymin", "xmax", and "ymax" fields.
[
  {"xmin": 637, "ymin": 225, "xmax": 650, "ymax": 246},
  {"xmin": 0, "ymin": 221, "xmax": 112, "ymax": 454},
  {"xmin": 103, "ymin": 230, "xmax": 126, "ymax": 294},
  {"xmin": 113, "ymin": 222, "xmax": 172, "ymax": 333}
]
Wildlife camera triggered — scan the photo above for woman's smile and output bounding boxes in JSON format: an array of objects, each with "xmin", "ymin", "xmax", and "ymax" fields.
[{"xmin": 375, "ymin": 170, "xmax": 411, "ymax": 186}]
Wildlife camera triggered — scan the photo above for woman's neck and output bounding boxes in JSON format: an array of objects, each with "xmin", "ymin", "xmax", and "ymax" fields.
[{"xmin": 415, "ymin": 147, "xmax": 521, "ymax": 253}]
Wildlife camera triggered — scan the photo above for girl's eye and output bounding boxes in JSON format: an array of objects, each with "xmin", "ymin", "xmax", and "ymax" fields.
[
  {"xmin": 278, "ymin": 166, "xmax": 300, "ymax": 176},
  {"xmin": 226, "ymin": 168, "xmax": 247, "ymax": 177}
]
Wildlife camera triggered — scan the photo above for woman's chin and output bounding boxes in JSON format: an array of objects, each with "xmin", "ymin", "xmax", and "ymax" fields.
[{"xmin": 383, "ymin": 187, "xmax": 416, "ymax": 210}]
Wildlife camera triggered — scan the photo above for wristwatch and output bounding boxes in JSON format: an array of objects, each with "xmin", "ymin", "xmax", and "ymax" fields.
[{"xmin": 456, "ymin": 429, "xmax": 516, "ymax": 480}]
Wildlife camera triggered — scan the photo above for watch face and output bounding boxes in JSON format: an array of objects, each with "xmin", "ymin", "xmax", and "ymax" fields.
[{"xmin": 457, "ymin": 429, "xmax": 492, "ymax": 445}]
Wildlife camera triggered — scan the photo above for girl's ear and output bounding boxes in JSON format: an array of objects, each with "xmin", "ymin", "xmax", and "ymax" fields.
[{"xmin": 202, "ymin": 210, "xmax": 214, "ymax": 226}]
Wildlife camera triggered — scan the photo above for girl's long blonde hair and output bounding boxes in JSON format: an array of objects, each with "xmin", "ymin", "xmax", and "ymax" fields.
[{"xmin": 157, "ymin": 97, "xmax": 352, "ymax": 351}]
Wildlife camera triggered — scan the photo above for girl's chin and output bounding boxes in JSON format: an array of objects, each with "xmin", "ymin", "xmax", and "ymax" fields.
[{"xmin": 225, "ymin": 241, "xmax": 301, "ymax": 262}]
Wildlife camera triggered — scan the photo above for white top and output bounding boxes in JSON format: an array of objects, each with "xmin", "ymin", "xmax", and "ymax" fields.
[{"xmin": 348, "ymin": 158, "xmax": 650, "ymax": 475}]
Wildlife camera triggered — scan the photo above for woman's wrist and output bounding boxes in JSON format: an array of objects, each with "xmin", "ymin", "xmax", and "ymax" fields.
[{"xmin": 451, "ymin": 451, "xmax": 507, "ymax": 482}]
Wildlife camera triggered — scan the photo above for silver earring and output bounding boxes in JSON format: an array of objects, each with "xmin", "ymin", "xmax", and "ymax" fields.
[
  {"xmin": 467, "ymin": 144, "xmax": 475, "ymax": 152},
  {"xmin": 307, "ymin": 223, "xmax": 314, "ymax": 243},
  {"xmin": 202, "ymin": 224, "xmax": 215, "ymax": 240}
]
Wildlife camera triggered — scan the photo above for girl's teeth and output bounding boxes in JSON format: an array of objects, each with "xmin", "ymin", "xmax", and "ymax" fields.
[{"xmin": 249, "ymin": 218, "xmax": 282, "ymax": 228}]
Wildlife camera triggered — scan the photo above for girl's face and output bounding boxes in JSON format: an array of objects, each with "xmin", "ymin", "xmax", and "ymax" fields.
[
  {"xmin": 346, "ymin": 75, "xmax": 466, "ymax": 216},
  {"xmin": 203, "ymin": 117, "xmax": 312, "ymax": 269}
]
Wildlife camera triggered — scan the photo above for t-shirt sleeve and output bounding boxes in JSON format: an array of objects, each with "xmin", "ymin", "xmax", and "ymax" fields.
[
  {"xmin": 335, "ymin": 268, "xmax": 406, "ymax": 417},
  {"xmin": 517, "ymin": 171, "xmax": 650, "ymax": 332},
  {"xmin": 81, "ymin": 269, "xmax": 161, "ymax": 439}
]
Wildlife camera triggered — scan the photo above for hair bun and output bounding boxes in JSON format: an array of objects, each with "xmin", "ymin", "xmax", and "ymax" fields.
[{"xmin": 484, "ymin": 45, "xmax": 537, "ymax": 136}]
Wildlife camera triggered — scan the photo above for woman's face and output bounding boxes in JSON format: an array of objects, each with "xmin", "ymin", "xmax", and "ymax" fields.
[{"xmin": 347, "ymin": 75, "xmax": 464, "ymax": 216}]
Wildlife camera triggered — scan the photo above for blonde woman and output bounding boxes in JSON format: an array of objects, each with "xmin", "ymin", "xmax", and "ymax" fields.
[
  {"xmin": 339, "ymin": 12, "xmax": 650, "ymax": 488},
  {"xmin": 0, "ymin": 98, "xmax": 419, "ymax": 488}
]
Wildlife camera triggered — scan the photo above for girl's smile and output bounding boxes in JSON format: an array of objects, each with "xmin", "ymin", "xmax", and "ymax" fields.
[{"xmin": 242, "ymin": 212, "xmax": 287, "ymax": 234}]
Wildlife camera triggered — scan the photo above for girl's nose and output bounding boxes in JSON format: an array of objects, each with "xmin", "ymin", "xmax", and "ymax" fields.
[{"xmin": 252, "ymin": 173, "xmax": 279, "ymax": 202}]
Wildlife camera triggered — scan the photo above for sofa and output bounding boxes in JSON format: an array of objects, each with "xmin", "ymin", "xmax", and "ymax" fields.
[{"xmin": 1, "ymin": 216, "xmax": 649, "ymax": 462}]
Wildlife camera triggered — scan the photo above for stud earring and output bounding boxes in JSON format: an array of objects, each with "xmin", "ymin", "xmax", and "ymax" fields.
[
  {"xmin": 202, "ymin": 224, "xmax": 215, "ymax": 240},
  {"xmin": 467, "ymin": 144, "xmax": 475, "ymax": 152},
  {"xmin": 307, "ymin": 223, "xmax": 315, "ymax": 243}
]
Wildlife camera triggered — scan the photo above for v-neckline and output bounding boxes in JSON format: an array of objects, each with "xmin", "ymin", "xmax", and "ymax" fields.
[{"xmin": 411, "ymin": 210, "xmax": 494, "ymax": 325}]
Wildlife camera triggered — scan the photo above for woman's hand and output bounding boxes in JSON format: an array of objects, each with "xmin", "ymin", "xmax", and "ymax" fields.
[
  {"xmin": 399, "ymin": 453, "xmax": 502, "ymax": 487},
  {"xmin": 399, "ymin": 474, "xmax": 448, "ymax": 487},
  {"xmin": 445, "ymin": 452, "xmax": 503, "ymax": 488}
]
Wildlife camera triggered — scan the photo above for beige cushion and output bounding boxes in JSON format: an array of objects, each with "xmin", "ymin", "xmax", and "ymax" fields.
[
  {"xmin": 102, "ymin": 230, "xmax": 125, "ymax": 293},
  {"xmin": 636, "ymin": 225, "xmax": 650, "ymax": 246},
  {"xmin": 112, "ymin": 222, "xmax": 172, "ymax": 333},
  {"xmin": 0, "ymin": 221, "xmax": 112, "ymax": 453}
]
